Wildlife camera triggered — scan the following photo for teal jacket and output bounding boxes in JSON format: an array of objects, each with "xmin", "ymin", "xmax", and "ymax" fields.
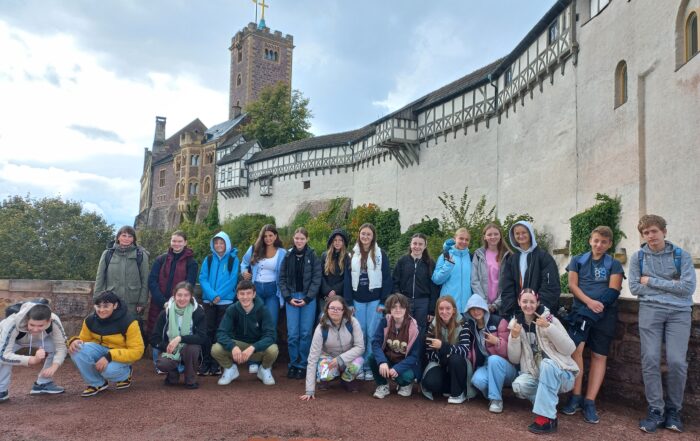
[
  {"xmin": 432, "ymin": 239, "xmax": 473, "ymax": 313},
  {"xmin": 199, "ymin": 231, "xmax": 239, "ymax": 305}
]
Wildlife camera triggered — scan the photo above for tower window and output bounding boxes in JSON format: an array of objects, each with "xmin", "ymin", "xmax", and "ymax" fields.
[
  {"xmin": 303, "ymin": 180, "xmax": 310, "ymax": 190},
  {"xmin": 614, "ymin": 60, "xmax": 627, "ymax": 108},
  {"xmin": 159, "ymin": 169, "xmax": 166, "ymax": 187},
  {"xmin": 686, "ymin": 12, "xmax": 698, "ymax": 61},
  {"xmin": 190, "ymin": 154, "xmax": 200, "ymax": 166},
  {"xmin": 236, "ymin": 74, "xmax": 242, "ymax": 86},
  {"xmin": 237, "ymin": 48, "xmax": 243, "ymax": 63},
  {"xmin": 189, "ymin": 182, "xmax": 199, "ymax": 195},
  {"xmin": 203, "ymin": 177, "xmax": 211, "ymax": 194}
]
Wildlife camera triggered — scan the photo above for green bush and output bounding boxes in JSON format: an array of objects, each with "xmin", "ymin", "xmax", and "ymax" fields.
[
  {"xmin": 221, "ymin": 213, "xmax": 277, "ymax": 257},
  {"xmin": 388, "ymin": 217, "xmax": 442, "ymax": 263},
  {"xmin": 177, "ymin": 221, "xmax": 216, "ymax": 263},
  {"xmin": 569, "ymin": 194, "xmax": 625, "ymax": 256},
  {"xmin": 375, "ymin": 208, "xmax": 401, "ymax": 252},
  {"xmin": 560, "ymin": 272, "xmax": 569, "ymax": 294},
  {"xmin": 137, "ymin": 227, "xmax": 172, "ymax": 257}
]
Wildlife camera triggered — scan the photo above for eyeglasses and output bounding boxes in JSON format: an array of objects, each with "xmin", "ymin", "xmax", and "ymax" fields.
[{"xmin": 328, "ymin": 306, "xmax": 344, "ymax": 312}]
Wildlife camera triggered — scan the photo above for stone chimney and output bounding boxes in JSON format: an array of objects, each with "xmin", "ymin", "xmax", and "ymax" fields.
[{"xmin": 231, "ymin": 105, "xmax": 242, "ymax": 119}]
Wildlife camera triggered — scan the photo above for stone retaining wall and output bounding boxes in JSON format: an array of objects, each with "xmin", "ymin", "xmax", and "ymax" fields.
[{"xmin": 1, "ymin": 279, "xmax": 697, "ymax": 411}]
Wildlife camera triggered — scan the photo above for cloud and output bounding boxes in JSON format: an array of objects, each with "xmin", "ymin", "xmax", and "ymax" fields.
[{"xmin": 69, "ymin": 124, "xmax": 124, "ymax": 143}]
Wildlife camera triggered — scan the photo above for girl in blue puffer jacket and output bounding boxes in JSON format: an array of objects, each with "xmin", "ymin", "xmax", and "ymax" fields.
[{"xmin": 432, "ymin": 228, "xmax": 473, "ymax": 314}]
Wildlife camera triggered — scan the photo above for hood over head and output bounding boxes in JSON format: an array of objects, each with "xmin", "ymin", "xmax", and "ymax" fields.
[
  {"xmin": 13, "ymin": 301, "xmax": 51, "ymax": 333},
  {"xmin": 509, "ymin": 221, "xmax": 537, "ymax": 253},
  {"xmin": 327, "ymin": 229, "xmax": 349, "ymax": 249},
  {"xmin": 210, "ymin": 231, "xmax": 232, "ymax": 257},
  {"xmin": 465, "ymin": 294, "xmax": 490, "ymax": 324}
]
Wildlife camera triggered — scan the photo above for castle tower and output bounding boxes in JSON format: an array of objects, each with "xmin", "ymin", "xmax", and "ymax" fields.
[{"xmin": 229, "ymin": 21, "xmax": 294, "ymax": 119}]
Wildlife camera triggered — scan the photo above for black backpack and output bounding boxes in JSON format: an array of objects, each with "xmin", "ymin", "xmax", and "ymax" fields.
[
  {"xmin": 104, "ymin": 242, "xmax": 144, "ymax": 281},
  {"xmin": 206, "ymin": 254, "xmax": 236, "ymax": 275}
]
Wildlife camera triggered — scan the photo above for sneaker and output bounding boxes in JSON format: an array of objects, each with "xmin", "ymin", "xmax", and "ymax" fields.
[
  {"xmin": 155, "ymin": 367, "xmax": 166, "ymax": 375},
  {"xmin": 363, "ymin": 370, "xmax": 374, "ymax": 381},
  {"xmin": 373, "ymin": 384, "xmax": 390, "ymax": 399},
  {"xmin": 528, "ymin": 416, "xmax": 558, "ymax": 434},
  {"xmin": 639, "ymin": 407, "xmax": 665, "ymax": 433},
  {"xmin": 0, "ymin": 390, "xmax": 8, "ymax": 402},
  {"xmin": 81, "ymin": 382, "xmax": 108, "ymax": 397},
  {"xmin": 287, "ymin": 366, "xmax": 298, "ymax": 379},
  {"xmin": 582, "ymin": 399, "xmax": 600, "ymax": 424},
  {"xmin": 295, "ymin": 368, "xmax": 306, "ymax": 380},
  {"xmin": 210, "ymin": 365, "xmax": 223, "ymax": 376},
  {"xmin": 489, "ymin": 399, "xmax": 504, "ymax": 413},
  {"xmin": 317, "ymin": 381, "xmax": 330, "ymax": 391},
  {"xmin": 248, "ymin": 363, "xmax": 259, "ymax": 374},
  {"xmin": 184, "ymin": 382, "xmax": 199, "ymax": 390},
  {"xmin": 115, "ymin": 367, "xmax": 133, "ymax": 390},
  {"xmin": 664, "ymin": 408, "xmax": 683, "ymax": 433},
  {"xmin": 218, "ymin": 365, "xmax": 240, "ymax": 385},
  {"xmin": 30, "ymin": 382, "xmax": 65, "ymax": 395},
  {"xmin": 421, "ymin": 389, "xmax": 434, "ymax": 401},
  {"xmin": 197, "ymin": 363, "xmax": 211, "ymax": 376},
  {"xmin": 397, "ymin": 384, "xmax": 413, "ymax": 397},
  {"xmin": 342, "ymin": 379, "xmax": 359, "ymax": 393},
  {"xmin": 561, "ymin": 394, "xmax": 583, "ymax": 415},
  {"xmin": 356, "ymin": 370, "xmax": 366, "ymax": 381},
  {"xmin": 447, "ymin": 392, "xmax": 467, "ymax": 404},
  {"xmin": 257, "ymin": 366, "xmax": 275, "ymax": 386}
]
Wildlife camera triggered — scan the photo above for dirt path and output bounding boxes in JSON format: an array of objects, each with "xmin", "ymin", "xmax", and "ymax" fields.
[{"xmin": 0, "ymin": 359, "xmax": 696, "ymax": 441}]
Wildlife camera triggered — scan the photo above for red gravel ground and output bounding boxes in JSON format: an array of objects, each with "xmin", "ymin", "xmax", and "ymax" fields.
[{"xmin": 0, "ymin": 359, "xmax": 697, "ymax": 441}]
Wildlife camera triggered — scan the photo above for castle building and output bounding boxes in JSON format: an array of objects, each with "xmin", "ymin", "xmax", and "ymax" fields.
[
  {"xmin": 136, "ymin": 21, "xmax": 294, "ymax": 230},
  {"xmin": 215, "ymin": 0, "xmax": 699, "ymax": 271}
]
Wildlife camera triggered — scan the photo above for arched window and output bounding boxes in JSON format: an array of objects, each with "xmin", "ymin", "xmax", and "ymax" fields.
[
  {"xmin": 615, "ymin": 61, "xmax": 627, "ymax": 108},
  {"xmin": 687, "ymin": 12, "xmax": 698, "ymax": 61},
  {"xmin": 237, "ymin": 48, "xmax": 242, "ymax": 63},
  {"xmin": 189, "ymin": 182, "xmax": 198, "ymax": 196},
  {"xmin": 190, "ymin": 154, "xmax": 200, "ymax": 166},
  {"xmin": 175, "ymin": 183, "xmax": 180, "ymax": 198},
  {"xmin": 236, "ymin": 74, "xmax": 242, "ymax": 86}
]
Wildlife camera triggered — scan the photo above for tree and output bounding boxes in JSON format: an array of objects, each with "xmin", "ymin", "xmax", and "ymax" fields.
[
  {"xmin": 0, "ymin": 195, "xmax": 114, "ymax": 280},
  {"xmin": 243, "ymin": 82, "xmax": 313, "ymax": 148}
]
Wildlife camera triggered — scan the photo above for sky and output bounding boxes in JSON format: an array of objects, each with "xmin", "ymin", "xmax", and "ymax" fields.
[{"xmin": 0, "ymin": 0, "xmax": 556, "ymax": 228}]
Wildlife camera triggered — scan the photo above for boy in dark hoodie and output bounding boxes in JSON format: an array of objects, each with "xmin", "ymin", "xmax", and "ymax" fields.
[
  {"xmin": 211, "ymin": 280, "xmax": 278, "ymax": 386},
  {"xmin": 198, "ymin": 231, "xmax": 239, "ymax": 376},
  {"xmin": 629, "ymin": 215, "xmax": 696, "ymax": 434},
  {"xmin": 500, "ymin": 221, "xmax": 560, "ymax": 318},
  {"xmin": 0, "ymin": 302, "xmax": 67, "ymax": 401}
]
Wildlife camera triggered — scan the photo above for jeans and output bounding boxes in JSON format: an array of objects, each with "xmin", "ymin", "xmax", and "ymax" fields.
[
  {"xmin": 211, "ymin": 342, "xmax": 279, "ymax": 369},
  {"xmin": 368, "ymin": 354, "xmax": 414, "ymax": 386},
  {"xmin": 354, "ymin": 299, "xmax": 382, "ymax": 371},
  {"xmin": 0, "ymin": 337, "xmax": 57, "ymax": 391},
  {"xmin": 639, "ymin": 304, "xmax": 691, "ymax": 411},
  {"xmin": 511, "ymin": 358, "xmax": 576, "ymax": 419},
  {"xmin": 286, "ymin": 292, "xmax": 317, "ymax": 369},
  {"xmin": 255, "ymin": 281, "xmax": 280, "ymax": 329},
  {"xmin": 70, "ymin": 342, "xmax": 132, "ymax": 387},
  {"xmin": 472, "ymin": 354, "xmax": 518, "ymax": 401}
]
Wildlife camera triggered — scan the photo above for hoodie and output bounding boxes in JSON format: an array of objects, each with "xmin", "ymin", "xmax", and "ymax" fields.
[
  {"xmin": 431, "ymin": 239, "xmax": 473, "ymax": 313},
  {"xmin": 199, "ymin": 231, "xmax": 239, "ymax": 305},
  {"xmin": 216, "ymin": 297, "xmax": 276, "ymax": 352},
  {"xmin": 0, "ymin": 302, "xmax": 68, "ymax": 367},
  {"xmin": 629, "ymin": 241, "xmax": 696, "ymax": 311},
  {"xmin": 499, "ymin": 221, "xmax": 560, "ymax": 317},
  {"xmin": 464, "ymin": 295, "xmax": 509, "ymax": 368},
  {"xmin": 471, "ymin": 247, "xmax": 511, "ymax": 312},
  {"xmin": 150, "ymin": 296, "xmax": 208, "ymax": 350}
]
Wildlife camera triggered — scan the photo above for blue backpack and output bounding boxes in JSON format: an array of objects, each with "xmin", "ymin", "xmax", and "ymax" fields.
[{"xmin": 638, "ymin": 246, "xmax": 682, "ymax": 276}]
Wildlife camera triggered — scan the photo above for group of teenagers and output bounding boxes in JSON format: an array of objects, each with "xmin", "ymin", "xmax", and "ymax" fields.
[{"xmin": 0, "ymin": 214, "xmax": 695, "ymax": 435}]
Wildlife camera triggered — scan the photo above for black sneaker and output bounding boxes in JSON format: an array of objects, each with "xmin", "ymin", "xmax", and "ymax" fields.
[
  {"xmin": 639, "ymin": 407, "xmax": 665, "ymax": 433},
  {"xmin": 664, "ymin": 408, "xmax": 683, "ymax": 433},
  {"xmin": 184, "ymin": 382, "xmax": 199, "ymax": 390},
  {"xmin": 528, "ymin": 416, "xmax": 558, "ymax": 434},
  {"xmin": 0, "ymin": 390, "xmax": 8, "ymax": 402},
  {"xmin": 287, "ymin": 366, "xmax": 298, "ymax": 378},
  {"xmin": 295, "ymin": 368, "xmax": 306, "ymax": 380},
  {"xmin": 197, "ymin": 363, "xmax": 211, "ymax": 376},
  {"xmin": 115, "ymin": 367, "xmax": 133, "ymax": 390},
  {"xmin": 81, "ymin": 382, "xmax": 108, "ymax": 397},
  {"xmin": 210, "ymin": 365, "xmax": 222, "ymax": 376}
]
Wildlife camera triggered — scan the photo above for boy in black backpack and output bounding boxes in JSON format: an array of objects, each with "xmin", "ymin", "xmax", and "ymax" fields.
[
  {"xmin": 198, "ymin": 231, "xmax": 239, "ymax": 376},
  {"xmin": 561, "ymin": 226, "xmax": 624, "ymax": 424},
  {"xmin": 629, "ymin": 215, "xmax": 696, "ymax": 433},
  {"xmin": 0, "ymin": 301, "xmax": 67, "ymax": 401}
]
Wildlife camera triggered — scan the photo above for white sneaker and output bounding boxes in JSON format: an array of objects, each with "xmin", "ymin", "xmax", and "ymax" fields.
[
  {"xmin": 489, "ymin": 399, "xmax": 503, "ymax": 413},
  {"xmin": 363, "ymin": 370, "xmax": 374, "ymax": 381},
  {"xmin": 256, "ymin": 366, "xmax": 275, "ymax": 385},
  {"xmin": 248, "ymin": 364, "xmax": 259, "ymax": 374},
  {"xmin": 356, "ymin": 370, "xmax": 366, "ymax": 381},
  {"xmin": 373, "ymin": 384, "xmax": 390, "ymax": 399},
  {"xmin": 422, "ymin": 389, "xmax": 434, "ymax": 401},
  {"xmin": 447, "ymin": 392, "xmax": 467, "ymax": 404},
  {"xmin": 397, "ymin": 384, "xmax": 413, "ymax": 397},
  {"xmin": 217, "ymin": 365, "xmax": 239, "ymax": 385}
]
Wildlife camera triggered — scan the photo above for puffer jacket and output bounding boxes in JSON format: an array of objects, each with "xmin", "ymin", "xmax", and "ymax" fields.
[
  {"xmin": 305, "ymin": 316, "xmax": 364, "ymax": 394},
  {"xmin": 432, "ymin": 240, "xmax": 472, "ymax": 314},
  {"xmin": 94, "ymin": 244, "xmax": 150, "ymax": 314},
  {"xmin": 506, "ymin": 306, "xmax": 578, "ymax": 378}
]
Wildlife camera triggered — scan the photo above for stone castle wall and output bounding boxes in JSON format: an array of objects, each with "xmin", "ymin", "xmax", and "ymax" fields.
[{"xmin": 1, "ymin": 279, "xmax": 698, "ymax": 412}]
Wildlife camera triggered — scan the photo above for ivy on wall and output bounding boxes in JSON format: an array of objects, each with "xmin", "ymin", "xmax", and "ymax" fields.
[{"xmin": 569, "ymin": 193, "xmax": 625, "ymax": 256}]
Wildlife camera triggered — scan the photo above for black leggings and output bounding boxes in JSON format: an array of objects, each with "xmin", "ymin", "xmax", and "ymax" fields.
[
  {"xmin": 421, "ymin": 355, "xmax": 468, "ymax": 397},
  {"xmin": 202, "ymin": 303, "xmax": 228, "ymax": 367}
]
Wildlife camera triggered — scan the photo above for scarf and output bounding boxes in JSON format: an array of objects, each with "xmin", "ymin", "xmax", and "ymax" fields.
[
  {"xmin": 384, "ymin": 316, "xmax": 411, "ymax": 364},
  {"xmin": 162, "ymin": 302, "xmax": 193, "ymax": 361}
]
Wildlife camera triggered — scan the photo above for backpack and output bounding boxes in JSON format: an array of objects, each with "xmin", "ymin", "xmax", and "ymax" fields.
[
  {"xmin": 104, "ymin": 244, "xmax": 144, "ymax": 282},
  {"xmin": 321, "ymin": 321, "xmax": 353, "ymax": 344},
  {"xmin": 206, "ymin": 254, "xmax": 236, "ymax": 275},
  {"xmin": 574, "ymin": 251, "xmax": 626, "ymax": 281},
  {"xmin": 638, "ymin": 246, "xmax": 682, "ymax": 277}
]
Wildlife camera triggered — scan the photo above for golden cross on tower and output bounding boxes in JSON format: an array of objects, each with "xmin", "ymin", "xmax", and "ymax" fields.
[{"xmin": 251, "ymin": 0, "xmax": 269, "ymax": 23}]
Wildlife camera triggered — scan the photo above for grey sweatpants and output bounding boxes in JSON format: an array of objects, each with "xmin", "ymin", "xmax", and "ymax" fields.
[
  {"xmin": 0, "ymin": 337, "xmax": 57, "ymax": 392},
  {"xmin": 638, "ymin": 303, "xmax": 691, "ymax": 412}
]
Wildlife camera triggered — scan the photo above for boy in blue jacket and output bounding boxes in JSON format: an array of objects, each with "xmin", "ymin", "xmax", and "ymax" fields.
[{"xmin": 198, "ymin": 231, "xmax": 239, "ymax": 376}]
